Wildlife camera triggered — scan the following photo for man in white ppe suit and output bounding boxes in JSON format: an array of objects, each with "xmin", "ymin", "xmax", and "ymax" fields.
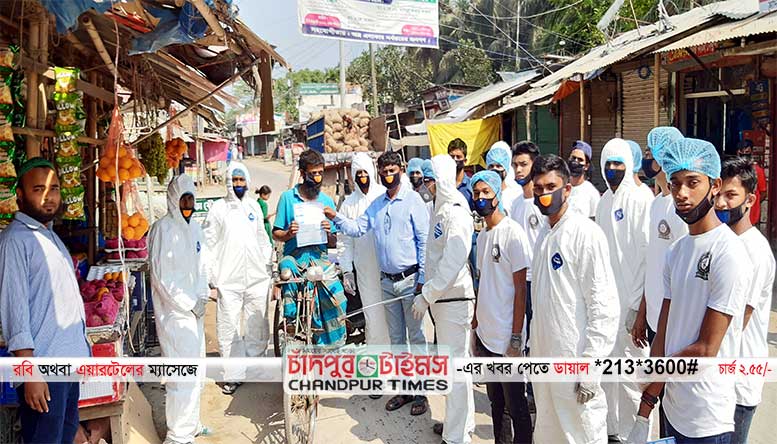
[
  {"xmin": 338, "ymin": 153, "xmax": 390, "ymax": 345},
  {"xmin": 149, "ymin": 175, "xmax": 210, "ymax": 444},
  {"xmin": 412, "ymin": 155, "xmax": 476, "ymax": 444},
  {"xmin": 203, "ymin": 162, "xmax": 273, "ymax": 395},
  {"xmin": 595, "ymin": 138, "xmax": 653, "ymax": 441},
  {"xmin": 530, "ymin": 154, "xmax": 619, "ymax": 444}
]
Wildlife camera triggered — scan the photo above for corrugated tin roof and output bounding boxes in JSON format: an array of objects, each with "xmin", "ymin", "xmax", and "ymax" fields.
[
  {"xmin": 533, "ymin": 0, "xmax": 759, "ymax": 88},
  {"xmin": 484, "ymin": 82, "xmax": 562, "ymax": 118},
  {"xmin": 656, "ymin": 9, "xmax": 777, "ymax": 53},
  {"xmin": 439, "ymin": 69, "xmax": 541, "ymax": 119}
]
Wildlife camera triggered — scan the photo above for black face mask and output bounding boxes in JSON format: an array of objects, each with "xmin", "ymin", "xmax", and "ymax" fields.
[
  {"xmin": 303, "ymin": 173, "xmax": 323, "ymax": 193},
  {"xmin": 642, "ymin": 159, "xmax": 660, "ymax": 179},
  {"xmin": 715, "ymin": 201, "xmax": 747, "ymax": 226},
  {"xmin": 567, "ymin": 160, "xmax": 585, "ymax": 178},
  {"xmin": 455, "ymin": 160, "xmax": 465, "ymax": 173},
  {"xmin": 409, "ymin": 175, "xmax": 423, "ymax": 189},
  {"xmin": 381, "ymin": 172, "xmax": 401, "ymax": 190},
  {"xmin": 605, "ymin": 169, "xmax": 625, "ymax": 188},
  {"xmin": 356, "ymin": 175, "xmax": 370, "ymax": 194},
  {"xmin": 676, "ymin": 186, "xmax": 714, "ymax": 225},
  {"xmin": 739, "ymin": 153, "xmax": 752, "ymax": 163},
  {"xmin": 474, "ymin": 197, "xmax": 498, "ymax": 217},
  {"xmin": 534, "ymin": 187, "xmax": 566, "ymax": 216},
  {"xmin": 233, "ymin": 185, "xmax": 247, "ymax": 199}
]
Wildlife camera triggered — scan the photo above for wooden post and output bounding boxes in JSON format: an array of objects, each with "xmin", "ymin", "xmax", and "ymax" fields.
[
  {"xmin": 85, "ymin": 70, "xmax": 98, "ymax": 264},
  {"xmin": 37, "ymin": 16, "xmax": 49, "ymax": 132},
  {"xmin": 579, "ymin": 80, "xmax": 586, "ymax": 141},
  {"xmin": 25, "ymin": 18, "xmax": 41, "ymax": 157},
  {"xmin": 654, "ymin": 53, "xmax": 661, "ymax": 126},
  {"xmin": 525, "ymin": 105, "xmax": 533, "ymax": 142}
]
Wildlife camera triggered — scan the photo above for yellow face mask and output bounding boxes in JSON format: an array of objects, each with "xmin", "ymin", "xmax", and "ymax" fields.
[
  {"xmin": 359, "ymin": 176, "xmax": 368, "ymax": 184},
  {"xmin": 181, "ymin": 209, "xmax": 194, "ymax": 219}
]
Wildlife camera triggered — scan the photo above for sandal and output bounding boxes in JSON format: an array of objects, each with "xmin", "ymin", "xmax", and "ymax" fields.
[
  {"xmin": 410, "ymin": 397, "xmax": 428, "ymax": 416},
  {"xmin": 385, "ymin": 394, "xmax": 413, "ymax": 411}
]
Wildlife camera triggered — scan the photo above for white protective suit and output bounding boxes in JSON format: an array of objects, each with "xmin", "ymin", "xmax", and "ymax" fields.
[
  {"xmin": 149, "ymin": 175, "xmax": 209, "ymax": 443},
  {"xmin": 531, "ymin": 209, "xmax": 619, "ymax": 444},
  {"xmin": 203, "ymin": 162, "xmax": 273, "ymax": 380},
  {"xmin": 337, "ymin": 153, "xmax": 390, "ymax": 345},
  {"xmin": 594, "ymin": 139, "xmax": 653, "ymax": 438},
  {"xmin": 422, "ymin": 155, "xmax": 476, "ymax": 444}
]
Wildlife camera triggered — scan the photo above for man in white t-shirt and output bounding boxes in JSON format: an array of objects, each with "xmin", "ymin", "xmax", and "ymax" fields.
[
  {"xmin": 596, "ymin": 139, "xmax": 653, "ymax": 441},
  {"xmin": 530, "ymin": 154, "xmax": 619, "ymax": 444},
  {"xmin": 714, "ymin": 157, "xmax": 775, "ymax": 444},
  {"xmin": 632, "ymin": 127, "xmax": 687, "ymax": 347},
  {"xmin": 627, "ymin": 138, "xmax": 751, "ymax": 444},
  {"xmin": 486, "ymin": 142, "xmax": 522, "ymax": 216},
  {"xmin": 470, "ymin": 170, "xmax": 533, "ymax": 444},
  {"xmin": 509, "ymin": 141, "xmax": 547, "ymax": 354},
  {"xmin": 566, "ymin": 140, "xmax": 601, "ymax": 219}
]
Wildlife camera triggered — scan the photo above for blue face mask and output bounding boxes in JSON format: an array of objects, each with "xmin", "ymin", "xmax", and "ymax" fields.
[
  {"xmin": 515, "ymin": 177, "xmax": 530, "ymax": 186},
  {"xmin": 233, "ymin": 186, "xmax": 247, "ymax": 199}
]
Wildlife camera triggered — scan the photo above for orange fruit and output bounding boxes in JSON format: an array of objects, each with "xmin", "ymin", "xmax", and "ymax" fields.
[
  {"xmin": 123, "ymin": 227, "xmax": 135, "ymax": 240},
  {"xmin": 118, "ymin": 168, "xmax": 130, "ymax": 182},
  {"xmin": 129, "ymin": 165, "xmax": 142, "ymax": 178},
  {"xmin": 120, "ymin": 157, "xmax": 133, "ymax": 170},
  {"xmin": 118, "ymin": 147, "xmax": 128, "ymax": 158},
  {"xmin": 121, "ymin": 217, "xmax": 129, "ymax": 229}
]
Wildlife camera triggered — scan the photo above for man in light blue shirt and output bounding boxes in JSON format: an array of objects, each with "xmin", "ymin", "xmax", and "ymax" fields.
[
  {"xmin": 0, "ymin": 158, "xmax": 90, "ymax": 444},
  {"xmin": 324, "ymin": 150, "xmax": 430, "ymax": 415}
]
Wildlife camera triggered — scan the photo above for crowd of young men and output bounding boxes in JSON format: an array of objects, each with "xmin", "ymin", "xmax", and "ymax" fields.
[{"xmin": 0, "ymin": 126, "xmax": 773, "ymax": 444}]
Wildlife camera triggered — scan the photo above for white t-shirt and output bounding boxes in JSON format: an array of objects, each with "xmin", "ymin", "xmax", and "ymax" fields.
[
  {"xmin": 663, "ymin": 224, "xmax": 751, "ymax": 438},
  {"xmin": 475, "ymin": 217, "xmax": 531, "ymax": 355},
  {"xmin": 501, "ymin": 185, "xmax": 522, "ymax": 220},
  {"xmin": 736, "ymin": 227, "xmax": 776, "ymax": 407},
  {"xmin": 509, "ymin": 196, "xmax": 547, "ymax": 282},
  {"xmin": 567, "ymin": 180, "xmax": 600, "ymax": 218},
  {"xmin": 644, "ymin": 194, "xmax": 688, "ymax": 330}
]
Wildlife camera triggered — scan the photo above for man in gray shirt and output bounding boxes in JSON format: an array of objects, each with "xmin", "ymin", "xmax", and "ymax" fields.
[{"xmin": 0, "ymin": 158, "xmax": 90, "ymax": 444}]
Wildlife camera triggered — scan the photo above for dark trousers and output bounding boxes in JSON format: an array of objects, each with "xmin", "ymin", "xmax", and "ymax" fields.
[
  {"xmin": 474, "ymin": 335, "xmax": 532, "ymax": 444},
  {"xmin": 647, "ymin": 325, "xmax": 667, "ymax": 439},
  {"xmin": 733, "ymin": 404, "xmax": 757, "ymax": 444},
  {"xmin": 664, "ymin": 417, "xmax": 733, "ymax": 443},
  {"xmin": 524, "ymin": 282, "xmax": 532, "ymax": 353},
  {"xmin": 16, "ymin": 382, "xmax": 80, "ymax": 444}
]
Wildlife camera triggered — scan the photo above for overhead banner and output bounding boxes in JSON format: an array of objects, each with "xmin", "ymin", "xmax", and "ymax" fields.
[
  {"xmin": 428, "ymin": 117, "xmax": 501, "ymax": 167},
  {"xmin": 297, "ymin": 0, "xmax": 439, "ymax": 48}
]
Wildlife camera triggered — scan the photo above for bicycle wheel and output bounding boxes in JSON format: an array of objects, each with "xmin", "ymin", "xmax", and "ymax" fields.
[
  {"xmin": 283, "ymin": 391, "xmax": 318, "ymax": 444},
  {"xmin": 272, "ymin": 297, "xmax": 286, "ymax": 357}
]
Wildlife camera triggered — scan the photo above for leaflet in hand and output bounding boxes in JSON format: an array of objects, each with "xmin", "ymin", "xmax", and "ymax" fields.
[{"xmin": 294, "ymin": 202, "xmax": 327, "ymax": 247}]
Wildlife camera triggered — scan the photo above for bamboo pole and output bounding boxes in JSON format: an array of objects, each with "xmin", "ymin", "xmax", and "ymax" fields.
[
  {"xmin": 579, "ymin": 80, "xmax": 586, "ymax": 141},
  {"xmin": 86, "ymin": 70, "xmax": 99, "ymax": 264},
  {"xmin": 654, "ymin": 53, "xmax": 660, "ymax": 126},
  {"xmin": 81, "ymin": 16, "xmax": 116, "ymax": 76},
  {"xmin": 188, "ymin": 0, "xmax": 225, "ymax": 38},
  {"xmin": 37, "ymin": 16, "xmax": 49, "ymax": 132},
  {"xmin": 25, "ymin": 18, "xmax": 41, "ymax": 157}
]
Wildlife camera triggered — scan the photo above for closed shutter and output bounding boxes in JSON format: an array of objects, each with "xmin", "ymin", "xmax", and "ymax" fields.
[
  {"xmin": 622, "ymin": 67, "xmax": 670, "ymax": 150},
  {"xmin": 560, "ymin": 90, "xmax": 580, "ymax": 155}
]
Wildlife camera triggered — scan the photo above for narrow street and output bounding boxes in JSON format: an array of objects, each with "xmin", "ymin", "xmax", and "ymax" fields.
[{"xmin": 145, "ymin": 157, "xmax": 777, "ymax": 444}]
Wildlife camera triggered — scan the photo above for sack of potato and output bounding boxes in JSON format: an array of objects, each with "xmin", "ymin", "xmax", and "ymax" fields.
[{"xmin": 318, "ymin": 108, "xmax": 372, "ymax": 153}]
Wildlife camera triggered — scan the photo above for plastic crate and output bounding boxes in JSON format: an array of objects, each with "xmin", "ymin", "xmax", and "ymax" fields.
[
  {"xmin": 0, "ymin": 407, "xmax": 21, "ymax": 444},
  {"xmin": 78, "ymin": 340, "xmax": 125, "ymax": 408}
]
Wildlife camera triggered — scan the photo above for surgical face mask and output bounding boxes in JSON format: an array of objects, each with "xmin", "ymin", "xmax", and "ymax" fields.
[
  {"xmin": 381, "ymin": 172, "xmax": 401, "ymax": 190},
  {"xmin": 567, "ymin": 159, "xmax": 584, "ymax": 178},
  {"xmin": 474, "ymin": 197, "xmax": 497, "ymax": 217},
  {"xmin": 605, "ymin": 169, "xmax": 625, "ymax": 188},
  {"xmin": 356, "ymin": 174, "xmax": 370, "ymax": 194},
  {"xmin": 181, "ymin": 208, "xmax": 194, "ymax": 223},
  {"xmin": 715, "ymin": 201, "xmax": 747, "ymax": 226},
  {"xmin": 534, "ymin": 187, "xmax": 565, "ymax": 216},
  {"xmin": 409, "ymin": 175, "xmax": 423, "ymax": 189},
  {"xmin": 642, "ymin": 159, "xmax": 660, "ymax": 179},
  {"xmin": 455, "ymin": 160, "xmax": 465, "ymax": 173},
  {"xmin": 304, "ymin": 172, "xmax": 323, "ymax": 192},
  {"xmin": 515, "ymin": 175, "xmax": 531, "ymax": 186},
  {"xmin": 676, "ymin": 186, "xmax": 714, "ymax": 225},
  {"xmin": 233, "ymin": 185, "xmax": 247, "ymax": 199}
]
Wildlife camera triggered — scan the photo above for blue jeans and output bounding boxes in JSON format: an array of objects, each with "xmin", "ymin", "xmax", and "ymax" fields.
[
  {"xmin": 664, "ymin": 417, "xmax": 734, "ymax": 443},
  {"xmin": 733, "ymin": 404, "xmax": 757, "ymax": 444},
  {"xmin": 381, "ymin": 272, "xmax": 426, "ymax": 346},
  {"xmin": 17, "ymin": 382, "xmax": 80, "ymax": 444}
]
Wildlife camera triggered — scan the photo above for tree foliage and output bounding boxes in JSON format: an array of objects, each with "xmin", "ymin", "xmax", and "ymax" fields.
[{"xmin": 273, "ymin": 68, "xmax": 339, "ymax": 121}]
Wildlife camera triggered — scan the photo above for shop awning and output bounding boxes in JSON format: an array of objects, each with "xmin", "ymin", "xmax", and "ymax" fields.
[
  {"xmin": 532, "ymin": 0, "xmax": 759, "ymax": 89},
  {"xmin": 435, "ymin": 69, "xmax": 541, "ymax": 120},
  {"xmin": 655, "ymin": 10, "xmax": 777, "ymax": 53},
  {"xmin": 484, "ymin": 82, "xmax": 561, "ymax": 118}
]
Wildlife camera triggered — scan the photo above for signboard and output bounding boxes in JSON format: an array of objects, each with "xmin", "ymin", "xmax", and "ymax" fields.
[
  {"xmin": 297, "ymin": 0, "xmax": 439, "ymax": 48},
  {"xmin": 299, "ymin": 83, "xmax": 340, "ymax": 95},
  {"xmin": 665, "ymin": 42, "xmax": 718, "ymax": 65},
  {"xmin": 193, "ymin": 197, "xmax": 220, "ymax": 223},
  {"xmin": 749, "ymin": 80, "xmax": 770, "ymax": 127}
]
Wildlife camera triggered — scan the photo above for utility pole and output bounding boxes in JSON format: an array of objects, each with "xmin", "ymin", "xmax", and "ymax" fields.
[
  {"xmin": 370, "ymin": 43, "xmax": 378, "ymax": 117},
  {"xmin": 339, "ymin": 40, "xmax": 347, "ymax": 109},
  {"xmin": 515, "ymin": 1, "xmax": 521, "ymax": 71}
]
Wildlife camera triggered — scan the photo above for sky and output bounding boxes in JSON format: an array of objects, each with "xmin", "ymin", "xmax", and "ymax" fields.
[{"xmin": 234, "ymin": 0, "xmax": 369, "ymax": 77}]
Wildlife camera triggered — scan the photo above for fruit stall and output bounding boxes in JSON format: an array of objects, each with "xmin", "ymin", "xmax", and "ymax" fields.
[{"xmin": 0, "ymin": 1, "xmax": 288, "ymax": 442}]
